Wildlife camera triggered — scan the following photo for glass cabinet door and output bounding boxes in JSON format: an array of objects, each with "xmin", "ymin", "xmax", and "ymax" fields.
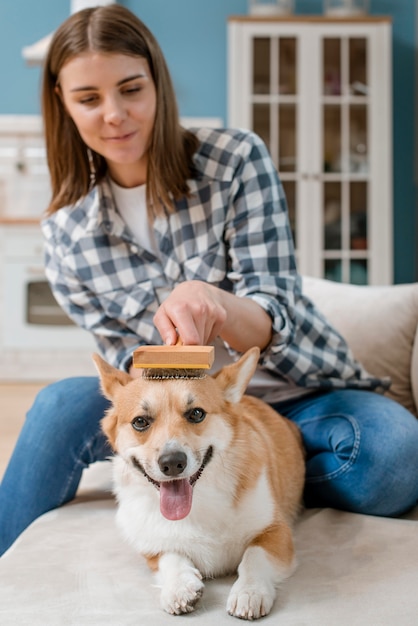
[
  {"xmin": 249, "ymin": 32, "xmax": 370, "ymax": 283},
  {"xmin": 228, "ymin": 17, "xmax": 392, "ymax": 285},
  {"xmin": 322, "ymin": 36, "xmax": 369, "ymax": 284},
  {"xmin": 251, "ymin": 35, "xmax": 299, "ymax": 250}
]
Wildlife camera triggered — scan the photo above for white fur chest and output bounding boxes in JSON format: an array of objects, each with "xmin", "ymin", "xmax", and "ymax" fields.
[{"xmin": 112, "ymin": 456, "xmax": 275, "ymax": 578}]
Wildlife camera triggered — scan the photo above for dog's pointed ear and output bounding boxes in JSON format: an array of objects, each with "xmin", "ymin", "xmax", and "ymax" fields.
[
  {"xmin": 214, "ymin": 347, "xmax": 260, "ymax": 404},
  {"xmin": 92, "ymin": 353, "xmax": 132, "ymax": 401}
]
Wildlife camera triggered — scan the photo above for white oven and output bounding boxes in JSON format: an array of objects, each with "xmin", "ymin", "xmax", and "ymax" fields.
[{"xmin": 1, "ymin": 226, "xmax": 94, "ymax": 351}]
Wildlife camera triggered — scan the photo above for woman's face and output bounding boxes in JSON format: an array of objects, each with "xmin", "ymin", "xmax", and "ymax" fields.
[{"xmin": 58, "ymin": 52, "xmax": 157, "ymax": 187}]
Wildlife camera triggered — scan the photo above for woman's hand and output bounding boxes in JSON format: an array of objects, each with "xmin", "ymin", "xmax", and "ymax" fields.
[
  {"xmin": 153, "ymin": 281, "xmax": 227, "ymax": 346},
  {"xmin": 153, "ymin": 280, "xmax": 272, "ymax": 352}
]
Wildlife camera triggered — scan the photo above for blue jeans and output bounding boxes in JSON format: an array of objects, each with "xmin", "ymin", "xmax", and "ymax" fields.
[{"xmin": 1, "ymin": 378, "xmax": 418, "ymax": 556}]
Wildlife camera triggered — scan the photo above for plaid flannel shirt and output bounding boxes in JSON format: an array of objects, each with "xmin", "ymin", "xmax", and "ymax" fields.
[{"xmin": 42, "ymin": 128, "xmax": 388, "ymax": 393}]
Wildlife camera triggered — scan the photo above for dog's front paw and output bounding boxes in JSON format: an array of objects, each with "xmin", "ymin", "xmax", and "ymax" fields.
[
  {"xmin": 160, "ymin": 567, "xmax": 204, "ymax": 615},
  {"xmin": 226, "ymin": 580, "xmax": 275, "ymax": 620}
]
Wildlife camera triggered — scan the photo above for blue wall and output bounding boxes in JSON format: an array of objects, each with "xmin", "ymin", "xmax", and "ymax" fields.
[{"xmin": 0, "ymin": 0, "xmax": 416, "ymax": 283}]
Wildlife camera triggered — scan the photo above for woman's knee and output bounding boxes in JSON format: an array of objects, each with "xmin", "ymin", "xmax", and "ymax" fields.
[
  {"xmin": 27, "ymin": 376, "xmax": 108, "ymax": 432},
  {"xmin": 22, "ymin": 376, "xmax": 112, "ymax": 467},
  {"xmin": 356, "ymin": 400, "xmax": 418, "ymax": 516},
  {"xmin": 303, "ymin": 392, "xmax": 418, "ymax": 517}
]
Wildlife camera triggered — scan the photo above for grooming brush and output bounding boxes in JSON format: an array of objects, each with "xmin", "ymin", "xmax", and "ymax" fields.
[{"xmin": 132, "ymin": 340, "xmax": 215, "ymax": 380}]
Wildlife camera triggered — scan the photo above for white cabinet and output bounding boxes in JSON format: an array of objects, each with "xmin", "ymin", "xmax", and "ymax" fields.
[
  {"xmin": 228, "ymin": 16, "xmax": 392, "ymax": 285},
  {"xmin": 0, "ymin": 116, "xmax": 50, "ymax": 219},
  {"xmin": 0, "ymin": 117, "xmax": 95, "ymax": 380}
]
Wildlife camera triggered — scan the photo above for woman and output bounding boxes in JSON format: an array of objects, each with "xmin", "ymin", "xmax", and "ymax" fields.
[{"xmin": 1, "ymin": 4, "xmax": 417, "ymax": 557}]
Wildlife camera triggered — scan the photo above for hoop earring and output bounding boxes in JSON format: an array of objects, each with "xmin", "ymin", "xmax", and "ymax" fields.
[{"xmin": 87, "ymin": 148, "xmax": 96, "ymax": 189}]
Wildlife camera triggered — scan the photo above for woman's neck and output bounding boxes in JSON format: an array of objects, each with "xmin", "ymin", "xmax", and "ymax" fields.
[{"xmin": 107, "ymin": 160, "xmax": 147, "ymax": 188}]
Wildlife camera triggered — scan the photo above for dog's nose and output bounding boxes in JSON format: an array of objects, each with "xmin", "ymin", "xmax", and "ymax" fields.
[{"xmin": 158, "ymin": 451, "xmax": 188, "ymax": 477}]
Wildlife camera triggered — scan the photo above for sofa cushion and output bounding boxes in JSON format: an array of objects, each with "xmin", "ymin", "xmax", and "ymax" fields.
[
  {"xmin": 302, "ymin": 277, "xmax": 418, "ymax": 416},
  {"xmin": 0, "ymin": 494, "xmax": 417, "ymax": 624}
]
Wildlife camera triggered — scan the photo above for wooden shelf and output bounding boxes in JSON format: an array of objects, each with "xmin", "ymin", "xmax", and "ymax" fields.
[
  {"xmin": 228, "ymin": 15, "xmax": 392, "ymax": 24},
  {"xmin": 0, "ymin": 217, "xmax": 41, "ymax": 225}
]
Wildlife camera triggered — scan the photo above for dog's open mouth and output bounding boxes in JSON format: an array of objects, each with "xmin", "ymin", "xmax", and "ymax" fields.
[{"xmin": 131, "ymin": 446, "xmax": 213, "ymax": 521}]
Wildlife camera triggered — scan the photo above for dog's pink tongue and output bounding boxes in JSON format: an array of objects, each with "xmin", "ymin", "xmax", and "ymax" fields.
[{"xmin": 160, "ymin": 479, "xmax": 193, "ymax": 520}]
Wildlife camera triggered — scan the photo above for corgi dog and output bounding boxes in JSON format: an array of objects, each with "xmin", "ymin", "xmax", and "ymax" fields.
[{"xmin": 93, "ymin": 347, "xmax": 305, "ymax": 620}]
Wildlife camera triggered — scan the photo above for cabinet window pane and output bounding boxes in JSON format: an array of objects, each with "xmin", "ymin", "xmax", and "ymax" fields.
[
  {"xmin": 278, "ymin": 104, "xmax": 296, "ymax": 172},
  {"xmin": 324, "ymin": 259, "xmax": 342, "ymax": 282},
  {"xmin": 324, "ymin": 182, "xmax": 341, "ymax": 250},
  {"xmin": 324, "ymin": 105, "xmax": 341, "ymax": 172},
  {"xmin": 350, "ymin": 260, "xmax": 368, "ymax": 285},
  {"xmin": 279, "ymin": 38, "xmax": 297, "ymax": 95},
  {"xmin": 350, "ymin": 182, "xmax": 368, "ymax": 250},
  {"xmin": 253, "ymin": 38, "xmax": 270, "ymax": 94},
  {"xmin": 323, "ymin": 38, "xmax": 341, "ymax": 96},
  {"xmin": 349, "ymin": 38, "xmax": 368, "ymax": 96},
  {"xmin": 282, "ymin": 181, "xmax": 296, "ymax": 247},
  {"xmin": 253, "ymin": 104, "xmax": 271, "ymax": 153},
  {"xmin": 349, "ymin": 105, "xmax": 368, "ymax": 173}
]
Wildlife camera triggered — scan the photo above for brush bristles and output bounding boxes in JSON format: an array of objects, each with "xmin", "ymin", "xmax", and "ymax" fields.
[{"xmin": 141, "ymin": 368, "xmax": 207, "ymax": 380}]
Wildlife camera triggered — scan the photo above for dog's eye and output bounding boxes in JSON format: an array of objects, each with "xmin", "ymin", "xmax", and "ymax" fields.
[
  {"xmin": 185, "ymin": 407, "xmax": 206, "ymax": 424},
  {"xmin": 131, "ymin": 416, "xmax": 151, "ymax": 432}
]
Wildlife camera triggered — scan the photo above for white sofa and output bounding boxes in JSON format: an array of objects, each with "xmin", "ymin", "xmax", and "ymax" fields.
[{"xmin": 1, "ymin": 276, "xmax": 417, "ymax": 626}]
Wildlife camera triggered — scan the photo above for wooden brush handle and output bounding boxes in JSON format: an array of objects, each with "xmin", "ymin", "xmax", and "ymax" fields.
[{"xmin": 132, "ymin": 344, "xmax": 214, "ymax": 369}]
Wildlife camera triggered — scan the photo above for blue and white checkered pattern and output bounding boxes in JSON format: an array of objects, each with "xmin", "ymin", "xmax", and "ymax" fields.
[{"xmin": 42, "ymin": 128, "xmax": 388, "ymax": 392}]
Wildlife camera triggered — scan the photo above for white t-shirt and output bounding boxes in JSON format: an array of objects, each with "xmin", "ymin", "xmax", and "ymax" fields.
[{"xmin": 109, "ymin": 179, "xmax": 158, "ymax": 256}]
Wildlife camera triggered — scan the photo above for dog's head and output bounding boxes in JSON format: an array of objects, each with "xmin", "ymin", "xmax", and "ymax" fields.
[{"xmin": 93, "ymin": 347, "xmax": 260, "ymax": 521}]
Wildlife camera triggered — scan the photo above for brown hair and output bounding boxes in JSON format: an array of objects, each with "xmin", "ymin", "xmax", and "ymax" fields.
[{"xmin": 42, "ymin": 4, "xmax": 198, "ymax": 215}]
